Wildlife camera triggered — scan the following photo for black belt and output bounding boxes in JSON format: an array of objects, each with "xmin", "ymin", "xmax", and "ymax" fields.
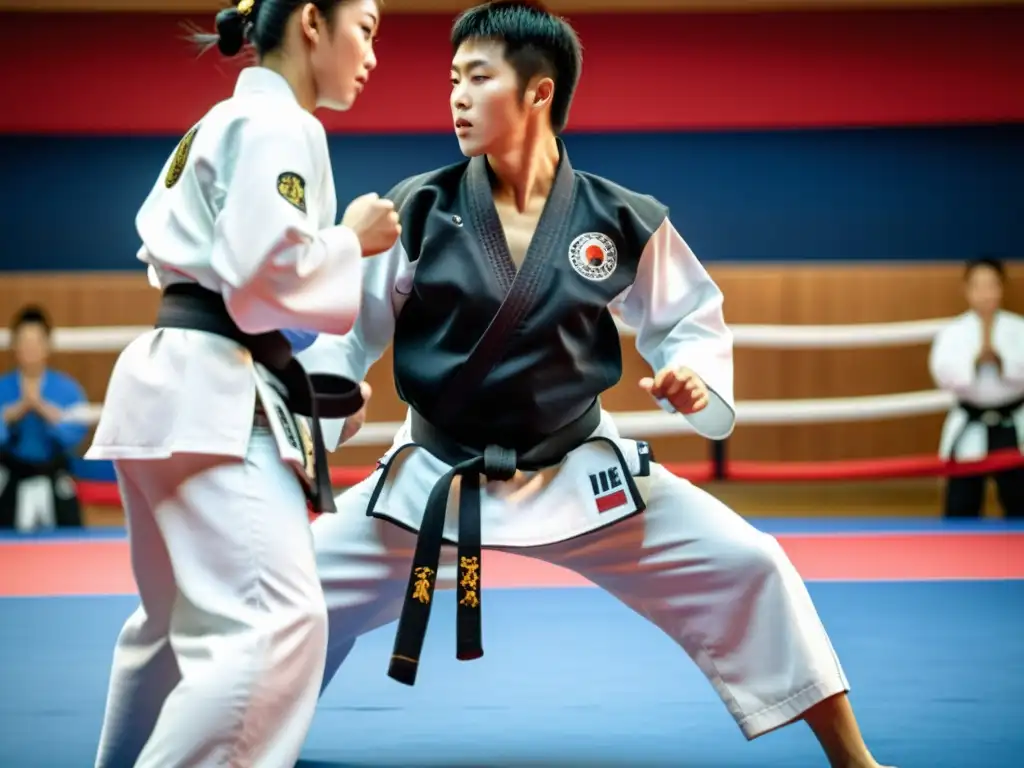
[
  {"xmin": 381, "ymin": 400, "xmax": 645, "ymax": 686},
  {"xmin": 949, "ymin": 395, "xmax": 1024, "ymax": 460},
  {"xmin": 154, "ymin": 283, "xmax": 365, "ymax": 513},
  {"xmin": 958, "ymin": 396, "xmax": 1024, "ymax": 427},
  {"xmin": 0, "ymin": 449, "xmax": 68, "ymax": 481}
]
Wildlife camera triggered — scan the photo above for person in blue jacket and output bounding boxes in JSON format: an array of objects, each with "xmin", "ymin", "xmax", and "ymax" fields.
[{"xmin": 0, "ymin": 305, "xmax": 89, "ymax": 531}]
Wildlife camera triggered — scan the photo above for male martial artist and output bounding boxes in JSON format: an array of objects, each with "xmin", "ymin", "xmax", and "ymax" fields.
[
  {"xmin": 299, "ymin": 3, "xmax": 894, "ymax": 766},
  {"xmin": 0, "ymin": 305, "xmax": 88, "ymax": 531}
]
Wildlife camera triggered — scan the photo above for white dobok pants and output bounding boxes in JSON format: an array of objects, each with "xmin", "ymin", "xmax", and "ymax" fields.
[
  {"xmin": 94, "ymin": 427, "xmax": 327, "ymax": 768},
  {"xmin": 315, "ymin": 462, "xmax": 850, "ymax": 740}
]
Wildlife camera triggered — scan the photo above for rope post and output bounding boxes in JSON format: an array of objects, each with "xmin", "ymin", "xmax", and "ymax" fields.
[{"xmin": 711, "ymin": 439, "xmax": 728, "ymax": 481}]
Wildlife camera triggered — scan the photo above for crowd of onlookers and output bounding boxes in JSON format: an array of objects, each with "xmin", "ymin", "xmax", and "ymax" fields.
[{"xmin": 1, "ymin": 258, "xmax": 1020, "ymax": 533}]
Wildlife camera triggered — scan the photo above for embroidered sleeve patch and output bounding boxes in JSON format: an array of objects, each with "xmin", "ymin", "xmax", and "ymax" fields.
[
  {"xmin": 164, "ymin": 125, "xmax": 199, "ymax": 189},
  {"xmin": 277, "ymin": 172, "xmax": 307, "ymax": 213}
]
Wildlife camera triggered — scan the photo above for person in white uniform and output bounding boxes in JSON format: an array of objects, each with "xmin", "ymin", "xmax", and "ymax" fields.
[
  {"xmin": 929, "ymin": 257, "xmax": 1024, "ymax": 517},
  {"xmin": 297, "ymin": 4, "xmax": 895, "ymax": 766},
  {"xmin": 84, "ymin": 1, "xmax": 394, "ymax": 766}
]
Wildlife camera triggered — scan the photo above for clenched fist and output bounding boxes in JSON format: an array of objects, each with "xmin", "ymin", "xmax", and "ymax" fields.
[
  {"xmin": 639, "ymin": 366, "xmax": 709, "ymax": 414},
  {"xmin": 342, "ymin": 193, "xmax": 401, "ymax": 257}
]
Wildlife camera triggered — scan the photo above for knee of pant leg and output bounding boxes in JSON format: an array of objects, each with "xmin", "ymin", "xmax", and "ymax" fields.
[
  {"xmin": 306, "ymin": 592, "xmax": 329, "ymax": 641},
  {"xmin": 724, "ymin": 532, "xmax": 791, "ymax": 588},
  {"xmin": 117, "ymin": 604, "xmax": 168, "ymax": 646},
  {"xmin": 287, "ymin": 590, "xmax": 329, "ymax": 655}
]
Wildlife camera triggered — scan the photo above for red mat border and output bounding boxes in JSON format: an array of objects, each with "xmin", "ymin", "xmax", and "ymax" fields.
[{"xmin": 2, "ymin": 532, "xmax": 1022, "ymax": 597}]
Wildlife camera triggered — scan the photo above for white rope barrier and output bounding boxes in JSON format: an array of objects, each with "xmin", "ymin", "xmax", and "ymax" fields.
[
  {"xmin": 13, "ymin": 319, "xmax": 956, "ymax": 446},
  {"xmin": 0, "ymin": 316, "xmax": 953, "ymax": 353},
  {"xmin": 620, "ymin": 317, "xmax": 954, "ymax": 348},
  {"xmin": 61, "ymin": 389, "xmax": 955, "ymax": 445}
]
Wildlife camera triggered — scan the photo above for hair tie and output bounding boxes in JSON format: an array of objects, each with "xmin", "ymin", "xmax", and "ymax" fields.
[{"xmin": 237, "ymin": 0, "xmax": 255, "ymax": 16}]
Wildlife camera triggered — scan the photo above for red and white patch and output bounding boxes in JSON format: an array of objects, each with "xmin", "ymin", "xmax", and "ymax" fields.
[
  {"xmin": 589, "ymin": 466, "xmax": 629, "ymax": 514},
  {"xmin": 568, "ymin": 232, "xmax": 618, "ymax": 281}
]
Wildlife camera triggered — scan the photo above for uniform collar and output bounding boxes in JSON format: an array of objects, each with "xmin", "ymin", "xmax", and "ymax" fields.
[{"xmin": 233, "ymin": 67, "xmax": 299, "ymax": 102}]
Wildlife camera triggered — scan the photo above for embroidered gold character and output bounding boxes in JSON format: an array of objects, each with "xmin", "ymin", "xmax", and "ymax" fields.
[
  {"xmin": 277, "ymin": 172, "xmax": 307, "ymax": 212},
  {"xmin": 164, "ymin": 125, "xmax": 199, "ymax": 189},
  {"xmin": 411, "ymin": 566, "xmax": 434, "ymax": 604},
  {"xmin": 459, "ymin": 556, "xmax": 480, "ymax": 609}
]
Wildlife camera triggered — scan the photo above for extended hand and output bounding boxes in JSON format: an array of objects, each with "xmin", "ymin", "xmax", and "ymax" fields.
[
  {"xmin": 639, "ymin": 366, "xmax": 709, "ymax": 414},
  {"xmin": 338, "ymin": 381, "xmax": 373, "ymax": 445}
]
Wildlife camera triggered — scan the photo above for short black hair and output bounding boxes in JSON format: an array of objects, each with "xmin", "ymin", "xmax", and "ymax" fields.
[
  {"xmin": 965, "ymin": 256, "xmax": 1006, "ymax": 282},
  {"xmin": 198, "ymin": 0, "xmax": 360, "ymax": 58},
  {"xmin": 11, "ymin": 305, "xmax": 52, "ymax": 336},
  {"xmin": 451, "ymin": 1, "xmax": 583, "ymax": 133}
]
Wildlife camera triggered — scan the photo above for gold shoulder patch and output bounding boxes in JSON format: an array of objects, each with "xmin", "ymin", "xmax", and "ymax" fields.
[
  {"xmin": 277, "ymin": 172, "xmax": 307, "ymax": 213},
  {"xmin": 164, "ymin": 125, "xmax": 199, "ymax": 189}
]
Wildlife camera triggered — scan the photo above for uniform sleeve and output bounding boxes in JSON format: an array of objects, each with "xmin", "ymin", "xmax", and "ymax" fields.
[
  {"xmin": 45, "ymin": 373, "xmax": 89, "ymax": 451},
  {"xmin": 295, "ymin": 238, "xmax": 416, "ymax": 450},
  {"xmin": 617, "ymin": 218, "xmax": 736, "ymax": 440},
  {"xmin": 995, "ymin": 314, "xmax": 1024, "ymax": 384},
  {"xmin": 928, "ymin": 319, "xmax": 976, "ymax": 391},
  {"xmin": 210, "ymin": 117, "xmax": 364, "ymax": 336},
  {"xmin": 0, "ymin": 373, "xmax": 17, "ymax": 447}
]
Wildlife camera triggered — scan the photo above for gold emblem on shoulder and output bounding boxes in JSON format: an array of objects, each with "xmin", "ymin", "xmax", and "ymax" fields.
[
  {"xmin": 277, "ymin": 172, "xmax": 307, "ymax": 213},
  {"xmin": 458, "ymin": 556, "xmax": 480, "ymax": 608},
  {"xmin": 164, "ymin": 125, "xmax": 199, "ymax": 189}
]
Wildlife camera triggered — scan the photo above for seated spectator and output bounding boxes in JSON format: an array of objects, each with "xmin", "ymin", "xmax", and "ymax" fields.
[
  {"xmin": 0, "ymin": 306, "xmax": 88, "ymax": 531},
  {"xmin": 929, "ymin": 258, "xmax": 1023, "ymax": 518}
]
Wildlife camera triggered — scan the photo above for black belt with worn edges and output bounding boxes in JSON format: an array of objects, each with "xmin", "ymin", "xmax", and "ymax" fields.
[
  {"xmin": 373, "ymin": 400, "xmax": 647, "ymax": 687},
  {"xmin": 154, "ymin": 283, "xmax": 365, "ymax": 513}
]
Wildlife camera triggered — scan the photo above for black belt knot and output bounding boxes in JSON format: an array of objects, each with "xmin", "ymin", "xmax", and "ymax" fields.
[
  {"xmin": 483, "ymin": 445, "xmax": 517, "ymax": 481},
  {"xmin": 386, "ymin": 402, "xmax": 604, "ymax": 687},
  {"xmin": 949, "ymin": 395, "xmax": 1024, "ymax": 459},
  {"xmin": 959, "ymin": 396, "xmax": 1024, "ymax": 427}
]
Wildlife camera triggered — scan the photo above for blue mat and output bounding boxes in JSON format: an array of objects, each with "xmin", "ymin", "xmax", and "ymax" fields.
[{"xmin": 1, "ymin": 581, "xmax": 1021, "ymax": 766}]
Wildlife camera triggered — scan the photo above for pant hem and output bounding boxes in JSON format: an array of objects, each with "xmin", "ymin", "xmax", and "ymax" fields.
[{"xmin": 738, "ymin": 678, "xmax": 850, "ymax": 740}]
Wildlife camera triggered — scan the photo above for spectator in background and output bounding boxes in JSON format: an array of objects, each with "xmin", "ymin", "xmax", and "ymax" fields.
[
  {"xmin": 0, "ymin": 305, "xmax": 88, "ymax": 531},
  {"xmin": 929, "ymin": 258, "xmax": 1024, "ymax": 518}
]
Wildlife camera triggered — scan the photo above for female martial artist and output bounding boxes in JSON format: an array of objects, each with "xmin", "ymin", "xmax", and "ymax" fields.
[
  {"xmin": 930, "ymin": 258, "xmax": 1024, "ymax": 517},
  {"xmin": 84, "ymin": 2, "xmax": 396, "ymax": 766}
]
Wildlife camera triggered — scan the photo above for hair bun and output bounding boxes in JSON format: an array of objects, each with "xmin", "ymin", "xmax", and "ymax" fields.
[{"xmin": 214, "ymin": 7, "xmax": 247, "ymax": 57}]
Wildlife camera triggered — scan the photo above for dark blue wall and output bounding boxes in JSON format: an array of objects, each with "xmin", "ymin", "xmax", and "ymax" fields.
[{"xmin": 1, "ymin": 125, "xmax": 1020, "ymax": 271}]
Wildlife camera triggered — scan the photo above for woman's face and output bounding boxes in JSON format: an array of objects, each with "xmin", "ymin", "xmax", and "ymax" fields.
[{"xmin": 308, "ymin": 0, "xmax": 380, "ymax": 111}]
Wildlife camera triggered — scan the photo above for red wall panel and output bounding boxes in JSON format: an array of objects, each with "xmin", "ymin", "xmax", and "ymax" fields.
[{"xmin": 2, "ymin": 7, "xmax": 1022, "ymax": 134}]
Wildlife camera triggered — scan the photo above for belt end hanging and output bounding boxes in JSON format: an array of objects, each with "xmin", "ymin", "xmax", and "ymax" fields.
[
  {"xmin": 389, "ymin": 561, "xmax": 439, "ymax": 687},
  {"xmin": 456, "ymin": 469, "xmax": 484, "ymax": 661},
  {"xmin": 456, "ymin": 551, "xmax": 483, "ymax": 661},
  {"xmin": 387, "ymin": 654, "xmax": 420, "ymax": 686}
]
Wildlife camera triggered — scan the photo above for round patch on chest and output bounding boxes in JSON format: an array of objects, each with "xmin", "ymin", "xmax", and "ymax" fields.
[{"xmin": 568, "ymin": 232, "xmax": 618, "ymax": 281}]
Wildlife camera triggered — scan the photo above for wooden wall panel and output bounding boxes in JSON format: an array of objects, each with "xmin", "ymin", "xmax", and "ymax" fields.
[{"xmin": 2, "ymin": 263, "xmax": 1020, "ymax": 467}]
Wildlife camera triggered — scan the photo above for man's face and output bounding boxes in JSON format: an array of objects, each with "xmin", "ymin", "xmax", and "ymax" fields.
[
  {"xmin": 965, "ymin": 265, "xmax": 1003, "ymax": 317},
  {"xmin": 450, "ymin": 40, "xmax": 527, "ymax": 157},
  {"xmin": 13, "ymin": 322, "xmax": 50, "ymax": 371}
]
